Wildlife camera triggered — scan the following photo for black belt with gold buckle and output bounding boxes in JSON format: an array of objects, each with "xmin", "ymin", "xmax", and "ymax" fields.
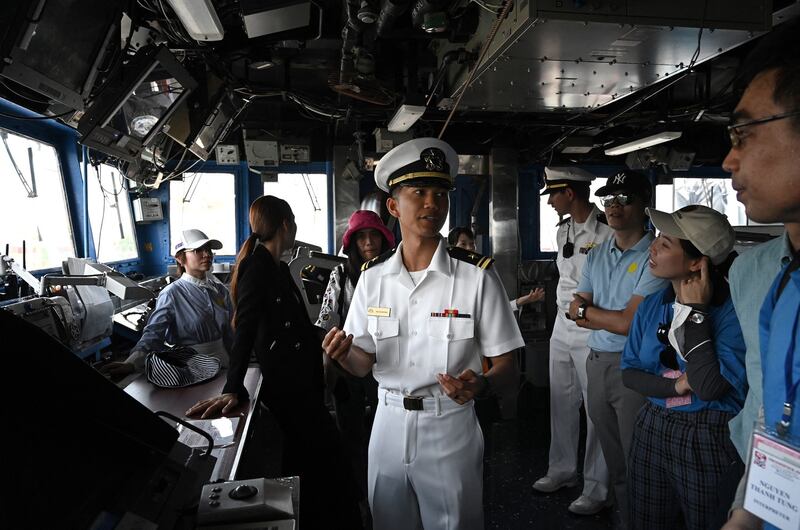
[{"xmin": 403, "ymin": 396, "xmax": 424, "ymax": 411}]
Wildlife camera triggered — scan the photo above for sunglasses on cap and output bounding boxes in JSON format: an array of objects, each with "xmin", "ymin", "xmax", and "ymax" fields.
[
  {"xmin": 656, "ymin": 321, "xmax": 680, "ymax": 370},
  {"xmin": 599, "ymin": 194, "xmax": 635, "ymax": 207},
  {"xmin": 187, "ymin": 247, "xmax": 214, "ymax": 256}
]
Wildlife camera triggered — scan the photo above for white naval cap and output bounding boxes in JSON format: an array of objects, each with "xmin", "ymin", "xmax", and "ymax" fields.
[
  {"xmin": 374, "ymin": 137, "xmax": 458, "ymax": 193},
  {"xmin": 539, "ymin": 167, "xmax": 595, "ymax": 195},
  {"xmin": 540, "ymin": 166, "xmax": 596, "ymax": 196}
]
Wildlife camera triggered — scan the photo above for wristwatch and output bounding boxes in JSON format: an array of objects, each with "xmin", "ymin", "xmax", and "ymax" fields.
[
  {"xmin": 689, "ymin": 311, "xmax": 706, "ymax": 324},
  {"xmin": 576, "ymin": 303, "xmax": 588, "ymax": 320}
]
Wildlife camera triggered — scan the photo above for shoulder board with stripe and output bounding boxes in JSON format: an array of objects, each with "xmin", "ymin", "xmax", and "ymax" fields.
[
  {"xmin": 447, "ymin": 246, "xmax": 494, "ymax": 269},
  {"xmin": 556, "ymin": 216, "xmax": 571, "ymax": 227},
  {"xmin": 596, "ymin": 213, "xmax": 608, "ymax": 225},
  {"xmin": 361, "ymin": 248, "xmax": 396, "ymax": 272}
]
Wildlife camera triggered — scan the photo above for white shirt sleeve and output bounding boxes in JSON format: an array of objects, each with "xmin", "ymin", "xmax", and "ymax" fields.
[
  {"xmin": 343, "ymin": 270, "xmax": 375, "ymax": 353},
  {"xmin": 477, "ymin": 268, "xmax": 525, "ymax": 357},
  {"xmin": 509, "ymin": 298, "xmax": 519, "ymax": 312}
]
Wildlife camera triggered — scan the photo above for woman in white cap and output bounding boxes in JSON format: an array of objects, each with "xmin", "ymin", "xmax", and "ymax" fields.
[
  {"xmin": 186, "ymin": 195, "xmax": 363, "ymax": 530},
  {"xmin": 315, "ymin": 210, "xmax": 394, "ymax": 510},
  {"xmin": 101, "ymin": 229, "xmax": 232, "ymax": 378},
  {"xmin": 620, "ymin": 205, "xmax": 746, "ymax": 530}
]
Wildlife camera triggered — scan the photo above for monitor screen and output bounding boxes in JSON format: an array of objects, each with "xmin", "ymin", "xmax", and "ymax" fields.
[
  {"xmin": 78, "ymin": 46, "xmax": 198, "ymax": 161},
  {"xmin": 189, "ymin": 90, "xmax": 241, "ymax": 160},
  {"xmin": 0, "ymin": 0, "xmax": 121, "ymax": 110},
  {"xmin": 105, "ymin": 64, "xmax": 189, "ymax": 140}
]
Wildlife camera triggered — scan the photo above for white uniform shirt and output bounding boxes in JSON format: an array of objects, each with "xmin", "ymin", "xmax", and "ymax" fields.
[
  {"xmin": 554, "ymin": 204, "xmax": 613, "ymax": 312},
  {"xmin": 345, "ymin": 238, "xmax": 525, "ymax": 396}
]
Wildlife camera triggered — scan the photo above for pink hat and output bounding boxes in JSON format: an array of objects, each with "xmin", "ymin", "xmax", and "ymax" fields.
[{"xmin": 342, "ymin": 210, "xmax": 395, "ymax": 251}]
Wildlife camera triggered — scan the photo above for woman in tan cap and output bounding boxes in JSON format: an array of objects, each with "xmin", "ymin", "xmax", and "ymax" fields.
[{"xmin": 620, "ymin": 205, "xmax": 746, "ymax": 530}]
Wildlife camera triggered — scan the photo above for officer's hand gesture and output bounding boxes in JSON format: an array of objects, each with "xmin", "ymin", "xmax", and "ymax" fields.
[
  {"xmin": 322, "ymin": 326, "xmax": 353, "ymax": 363},
  {"xmin": 437, "ymin": 369, "xmax": 487, "ymax": 405}
]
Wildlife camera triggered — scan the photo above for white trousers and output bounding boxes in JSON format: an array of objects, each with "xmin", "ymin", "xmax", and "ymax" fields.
[
  {"xmin": 546, "ymin": 312, "xmax": 609, "ymax": 501},
  {"xmin": 369, "ymin": 390, "xmax": 484, "ymax": 530}
]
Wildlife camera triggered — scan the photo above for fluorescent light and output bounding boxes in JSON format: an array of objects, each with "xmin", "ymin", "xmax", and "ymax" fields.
[
  {"xmin": 604, "ymin": 131, "xmax": 682, "ymax": 156},
  {"xmin": 388, "ymin": 104, "xmax": 425, "ymax": 133},
  {"xmin": 166, "ymin": 0, "xmax": 225, "ymax": 41}
]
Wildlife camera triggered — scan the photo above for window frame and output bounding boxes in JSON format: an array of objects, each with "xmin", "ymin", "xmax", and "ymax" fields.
[
  {"xmin": 0, "ymin": 126, "xmax": 78, "ymax": 272},
  {"xmin": 168, "ymin": 169, "xmax": 239, "ymax": 259},
  {"xmin": 86, "ymin": 162, "xmax": 140, "ymax": 265},
  {"xmin": 263, "ymin": 170, "xmax": 332, "ymax": 253}
]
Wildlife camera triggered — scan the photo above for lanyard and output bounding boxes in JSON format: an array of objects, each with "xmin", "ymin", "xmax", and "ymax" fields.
[
  {"xmin": 778, "ymin": 314, "xmax": 800, "ymax": 437},
  {"xmin": 775, "ymin": 258, "xmax": 800, "ymax": 437}
]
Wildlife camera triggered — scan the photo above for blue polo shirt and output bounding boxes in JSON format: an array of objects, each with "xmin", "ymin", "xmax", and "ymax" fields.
[
  {"xmin": 728, "ymin": 234, "xmax": 793, "ymax": 458},
  {"xmin": 621, "ymin": 287, "xmax": 747, "ymax": 413},
  {"xmin": 577, "ymin": 232, "xmax": 668, "ymax": 352},
  {"xmin": 759, "ymin": 262, "xmax": 800, "ymax": 530}
]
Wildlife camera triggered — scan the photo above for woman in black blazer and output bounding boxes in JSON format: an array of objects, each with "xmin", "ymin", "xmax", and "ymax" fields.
[{"xmin": 188, "ymin": 195, "xmax": 362, "ymax": 530}]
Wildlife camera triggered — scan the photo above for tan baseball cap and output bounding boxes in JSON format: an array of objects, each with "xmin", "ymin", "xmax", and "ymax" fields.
[{"xmin": 646, "ymin": 205, "xmax": 735, "ymax": 265}]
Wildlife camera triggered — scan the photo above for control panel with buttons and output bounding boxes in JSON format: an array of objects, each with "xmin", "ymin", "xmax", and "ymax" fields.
[{"xmin": 196, "ymin": 478, "xmax": 295, "ymax": 526}]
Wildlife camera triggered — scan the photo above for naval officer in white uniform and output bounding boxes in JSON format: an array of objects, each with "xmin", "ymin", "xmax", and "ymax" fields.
[
  {"xmin": 322, "ymin": 137, "xmax": 525, "ymax": 530},
  {"xmin": 534, "ymin": 168, "xmax": 613, "ymax": 515}
]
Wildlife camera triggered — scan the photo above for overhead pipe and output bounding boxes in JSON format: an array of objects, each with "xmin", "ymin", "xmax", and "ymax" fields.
[
  {"xmin": 339, "ymin": 0, "xmax": 363, "ymax": 87},
  {"xmin": 376, "ymin": 0, "xmax": 411, "ymax": 36}
]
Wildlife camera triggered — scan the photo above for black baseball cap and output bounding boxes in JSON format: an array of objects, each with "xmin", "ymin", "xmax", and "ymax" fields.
[{"xmin": 594, "ymin": 170, "xmax": 652, "ymax": 201}]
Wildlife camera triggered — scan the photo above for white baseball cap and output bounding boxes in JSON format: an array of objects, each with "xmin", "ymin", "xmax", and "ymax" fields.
[
  {"xmin": 646, "ymin": 205, "xmax": 735, "ymax": 265},
  {"xmin": 173, "ymin": 229, "xmax": 222, "ymax": 256}
]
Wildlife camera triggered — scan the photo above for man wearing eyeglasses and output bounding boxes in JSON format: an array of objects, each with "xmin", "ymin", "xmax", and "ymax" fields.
[
  {"xmin": 533, "ymin": 167, "xmax": 613, "ymax": 516},
  {"xmin": 567, "ymin": 170, "xmax": 668, "ymax": 529},
  {"xmin": 719, "ymin": 17, "xmax": 800, "ymax": 530}
]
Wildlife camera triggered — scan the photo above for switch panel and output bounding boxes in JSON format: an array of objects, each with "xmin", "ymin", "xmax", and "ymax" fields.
[{"xmin": 215, "ymin": 144, "xmax": 240, "ymax": 165}]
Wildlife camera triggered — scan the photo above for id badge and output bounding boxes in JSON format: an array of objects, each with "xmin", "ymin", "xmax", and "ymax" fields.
[{"xmin": 743, "ymin": 423, "xmax": 800, "ymax": 529}]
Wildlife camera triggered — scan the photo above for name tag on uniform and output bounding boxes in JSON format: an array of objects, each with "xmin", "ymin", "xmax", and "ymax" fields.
[
  {"xmin": 580, "ymin": 242, "xmax": 598, "ymax": 255},
  {"xmin": 367, "ymin": 306, "xmax": 391, "ymax": 317},
  {"xmin": 744, "ymin": 427, "xmax": 800, "ymax": 529}
]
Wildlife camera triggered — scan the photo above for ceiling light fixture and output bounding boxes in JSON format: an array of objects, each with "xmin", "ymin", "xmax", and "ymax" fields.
[
  {"xmin": 387, "ymin": 104, "xmax": 426, "ymax": 133},
  {"xmin": 604, "ymin": 131, "xmax": 682, "ymax": 156},
  {"xmin": 166, "ymin": 0, "xmax": 225, "ymax": 41}
]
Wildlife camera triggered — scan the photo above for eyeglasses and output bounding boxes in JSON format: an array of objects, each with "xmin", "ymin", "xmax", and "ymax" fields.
[
  {"xmin": 727, "ymin": 110, "xmax": 800, "ymax": 148},
  {"xmin": 656, "ymin": 321, "xmax": 680, "ymax": 370},
  {"xmin": 188, "ymin": 247, "xmax": 214, "ymax": 256},
  {"xmin": 600, "ymin": 194, "xmax": 635, "ymax": 207}
]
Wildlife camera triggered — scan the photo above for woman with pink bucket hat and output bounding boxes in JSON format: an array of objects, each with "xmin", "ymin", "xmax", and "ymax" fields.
[{"xmin": 315, "ymin": 209, "xmax": 395, "ymax": 513}]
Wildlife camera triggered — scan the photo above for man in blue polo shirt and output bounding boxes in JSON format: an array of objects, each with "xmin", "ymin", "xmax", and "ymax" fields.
[
  {"xmin": 719, "ymin": 17, "xmax": 800, "ymax": 530},
  {"xmin": 569, "ymin": 170, "xmax": 668, "ymax": 528}
]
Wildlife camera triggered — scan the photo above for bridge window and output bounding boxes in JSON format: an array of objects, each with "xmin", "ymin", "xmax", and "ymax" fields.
[
  {"xmin": 264, "ymin": 173, "xmax": 329, "ymax": 252},
  {"xmin": 169, "ymin": 172, "xmax": 237, "ymax": 255},
  {"xmin": 87, "ymin": 163, "xmax": 138, "ymax": 262},
  {"xmin": 0, "ymin": 128, "xmax": 75, "ymax": 270},
  {"xmin": 539, "ymin": 179, "xmax": 606, "ymax": 253},
  {"xmin": 655, "ymin": 178, "xmax": 752, "ymax": 225}
]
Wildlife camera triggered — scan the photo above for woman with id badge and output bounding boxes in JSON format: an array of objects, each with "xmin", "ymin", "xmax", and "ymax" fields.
[{"xmin": 620, "ymin": 205, "xmax": 746, "ymax": 530}]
